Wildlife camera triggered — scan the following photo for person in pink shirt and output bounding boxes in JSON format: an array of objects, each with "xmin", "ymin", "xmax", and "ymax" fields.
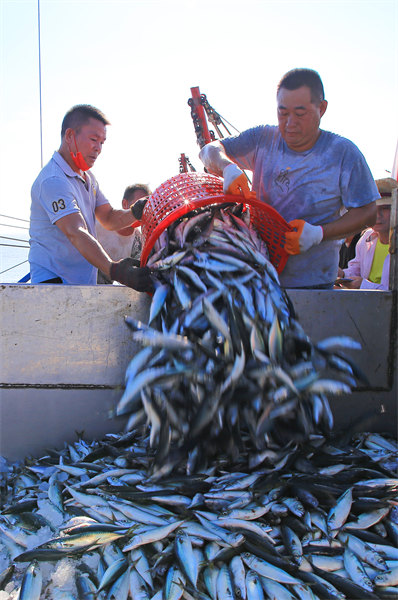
[{"xmin": 336, "ymin": 178, "xmax": 397, "ymax": 290}]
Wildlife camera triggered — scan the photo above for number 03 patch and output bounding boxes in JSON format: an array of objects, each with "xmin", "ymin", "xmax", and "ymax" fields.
[{"xmin": 52, "ymin": 199, "xmax": 66, "ymax": 212}]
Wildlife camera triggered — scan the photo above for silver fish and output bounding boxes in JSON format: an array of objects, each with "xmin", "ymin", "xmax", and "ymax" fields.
[
  {"xmin": 122, "ymin": 519, "xmax": 185, "ymax": 552},
  {"xmin": 373, "ymin": 565, "xmax": 398, "ymax": 586},
  {"xmin": 18, "ymin": 561, "xmax": 42, "ymax": 600},
  {"xmin": 241, "ymin": 553, "xmax": 300, "ymax": 585},
  {"xmin": 164, "ymin": 565, "xmax": 186, "ymax": 600},
  {"xmin": 343, "ymin": 548, "xmax": 374, "ymax": 592},
  {"xmin": 245, "ymin": 569, "xmax": 264, "ymax": 600},
  {"xmin": 175, "ymin": 529, "xmax": 198, "ymax": 588},
  {"xmin": 327, "ymin": 487, "xmax": 353, "ymax": 535},
  {"xmin": 129, "ymin": 566, "xmax": 151, "ymax": 600}
]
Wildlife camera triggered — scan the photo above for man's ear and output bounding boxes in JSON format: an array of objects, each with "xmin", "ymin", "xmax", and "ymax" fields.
[
  {"xmin": 122, "ymin": 198, "xmax": 129, "ymax": 210},
  {"xmin": 319, "ymin": 100, "xmax": 328, "ymax": 118},
  {"xmin": 64, "ymin": 128, "xmax": 75, "ymax": 146}
]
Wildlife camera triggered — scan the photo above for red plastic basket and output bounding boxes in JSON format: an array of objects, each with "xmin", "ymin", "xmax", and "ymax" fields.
[{"xmin": 140, "ymin": 172, "xmax": 292, "ymax": 273}]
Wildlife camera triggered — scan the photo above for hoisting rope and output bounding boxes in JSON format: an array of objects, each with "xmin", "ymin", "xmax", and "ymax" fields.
[
  {"xmin": 0, "ymin": 214, "xmax": 30, "ymax": 278},
  {"xmin": 0, "ymin": 214, "xmax": 29, "ymax": 223},
  {"xmin": 0, "ymin": 236, "xmax": 29, "ymax": 245},
  {"xmin": 178, "ymin": 153, "xmax": 196, "ymax": 174},
  {"xmin": 180, "ymin": 86, "xmax": 234, "ymax": 171},
  {"xmin": 0, "ymin": 216, "xmax": 29, "ymax": 248},
  {"xmin": 200, "ymin": 94, "xmax": 242, "ymax": 139},
  {"xmin": 0, "ymin": 260, "xmax": 29, "ymax": 276},
  {"xmin": 187, "ymin": 86, "xmax": 251, "ymax": 185},
  {"xmin": 188, "ymin": 88, "xmax": 241, "ymax": 149}
]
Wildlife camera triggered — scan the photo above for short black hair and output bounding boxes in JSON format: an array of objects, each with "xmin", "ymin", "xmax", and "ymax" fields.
[
  {"xmin": 61, "ymin": 104, "xmax": 110, "ymax": 137},
  {"xmin": 277, "ymin": 68, "xmax": 325, "ymax": 104},
  {"xmin": 123, "ymin": 184, "xmax": 151, "ymax": 201}
]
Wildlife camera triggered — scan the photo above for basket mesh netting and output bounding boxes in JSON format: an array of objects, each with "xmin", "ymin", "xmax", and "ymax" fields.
[{"xmin": 140, "ymin": 172, "xmax": 292, "ymax": 273}]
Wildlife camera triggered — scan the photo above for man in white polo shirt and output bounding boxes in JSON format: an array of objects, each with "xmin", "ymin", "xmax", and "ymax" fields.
[{"xmin": 29, "ymin": 104, "xmax": 152, "ymax": 291}]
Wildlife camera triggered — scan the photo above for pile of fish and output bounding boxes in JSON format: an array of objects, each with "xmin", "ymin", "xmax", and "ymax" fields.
[
  {"xmin": 1, "ymin": 199, "xmax": 397, "ymax": 599},
  {"xmin": 117, "ymin": 201, "xmax": 362, "ymax": 478},
  {"xmin": 0, "ymin": 430, "xmax": 397, "ymax": 599}
]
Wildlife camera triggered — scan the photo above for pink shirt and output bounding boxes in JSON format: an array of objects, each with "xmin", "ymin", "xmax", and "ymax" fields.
[{"xmin": 343, "ymin": 228, "xmax": 390, "ymax": 290}]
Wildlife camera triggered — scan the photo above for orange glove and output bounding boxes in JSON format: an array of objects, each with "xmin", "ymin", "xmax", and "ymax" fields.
[
  {"xmin": 285, "ymin": 219, "xmax": 324, "ymax": 255},
  {"xmin": 223, "ymin": 164, "xmax": 252, "ymax": 199}
]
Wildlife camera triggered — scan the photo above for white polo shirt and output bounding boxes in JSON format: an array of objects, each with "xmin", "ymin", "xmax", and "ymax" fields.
[{"xmin": 29, "ymin": 151, "xmax": 109, "ymax": 284}]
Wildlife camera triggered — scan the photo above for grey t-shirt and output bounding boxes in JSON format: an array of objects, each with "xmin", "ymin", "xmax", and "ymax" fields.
[{"xmin": 222, "ymin": 126, "xmax": 379, "ymax": 288}]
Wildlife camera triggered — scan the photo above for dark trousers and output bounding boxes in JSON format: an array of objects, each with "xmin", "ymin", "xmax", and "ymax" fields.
[{"xmin": 39, "ymin": 277, "xmax": 63, "ymax": 284}]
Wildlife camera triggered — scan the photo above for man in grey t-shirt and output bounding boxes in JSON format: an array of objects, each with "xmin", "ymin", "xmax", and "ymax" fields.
[{"xmin": 199, "ymin": 68, "xmax": 378, "ymax": 289}]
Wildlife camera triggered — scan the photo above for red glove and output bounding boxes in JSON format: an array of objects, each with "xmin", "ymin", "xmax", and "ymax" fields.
[
  {"xmin": 285, "ymin": 219, "xmax": 324, "ymax": 255},
  {"xmin": 110, "ymin": 258, "xmax": 154, "ymax": 292}
]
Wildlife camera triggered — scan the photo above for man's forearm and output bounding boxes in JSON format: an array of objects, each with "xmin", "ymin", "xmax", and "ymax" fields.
[
  {"xmin": 67, "ymin": 227, "xmax": 113, "ymax": 277},
  {"xmin": 99, "ymin": 208, "xmax": 139, "ymax": 231},
  {"xmin": 199, "ymin": 141, "xmax": 235, "ymax": 176},
  {"xmin": 322, "ymin": 203, "xmax": 376, "ymax": 241}
]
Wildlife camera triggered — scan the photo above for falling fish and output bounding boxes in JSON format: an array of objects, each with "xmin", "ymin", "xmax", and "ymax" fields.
[{"xmin": 116, "ymin": 201, "xmax": 364, "ymax": 477}]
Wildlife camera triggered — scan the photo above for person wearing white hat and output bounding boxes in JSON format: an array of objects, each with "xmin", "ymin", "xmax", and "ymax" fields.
[{"xmin": 337, "ymin": 178, "xmax": 397, "ymax": 290}]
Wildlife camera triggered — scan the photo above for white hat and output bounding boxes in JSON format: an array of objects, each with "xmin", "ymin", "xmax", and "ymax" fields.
[{"xmin": 375, "ymin": 177, "xmax": 398, "ymax": 206}]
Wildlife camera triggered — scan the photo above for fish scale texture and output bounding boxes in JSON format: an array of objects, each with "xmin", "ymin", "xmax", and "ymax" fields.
[{"xmin": 0, "ymin": 430, "xmax": 397, "ymax": 598}]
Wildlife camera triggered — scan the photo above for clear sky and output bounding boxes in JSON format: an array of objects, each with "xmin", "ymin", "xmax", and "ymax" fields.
[{"xmin": 0, "ymin": 0, "xmax": 397, "ymax": 221}]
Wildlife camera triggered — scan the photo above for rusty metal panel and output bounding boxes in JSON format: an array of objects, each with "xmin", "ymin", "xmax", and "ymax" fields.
[
  {"xmin": 0, "ymin": 388, "xmax": 127, "ymax": 461},
  {"xmin": 289, "ymin": 289, "xmax": 397, "ymax": 436},
  {"xmin": 0, "ymin": 284, "xmax": 151, "ymax": 385},
  {"xmin": 289, "ymin": 289, "xmax": 393, "ymax": 389}
]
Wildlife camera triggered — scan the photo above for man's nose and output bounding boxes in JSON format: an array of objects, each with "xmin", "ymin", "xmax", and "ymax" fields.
[{"xmin": 286, "ymin": 114, "xmax": 298, "ymax": 127}]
